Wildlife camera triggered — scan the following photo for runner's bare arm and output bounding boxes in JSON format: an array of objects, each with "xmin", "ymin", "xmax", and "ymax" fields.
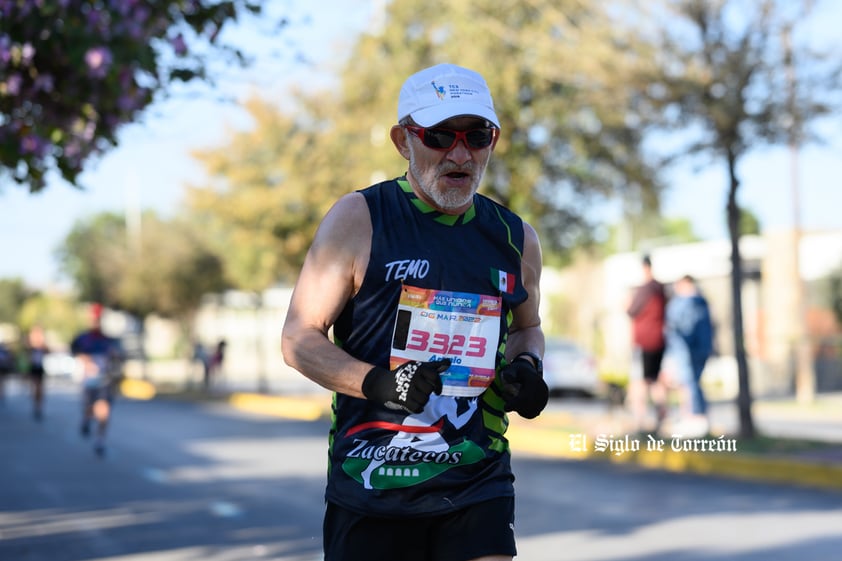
[
  {"xmin": 505, "ymin": 221, "xmax": 545, "ymax": 363},
  {"xmin": 281, "ymin": 193, "xmax": 374, "ymax": 398}
]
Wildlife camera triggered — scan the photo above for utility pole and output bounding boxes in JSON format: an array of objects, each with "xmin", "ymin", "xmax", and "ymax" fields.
[
  {"xmin": 783, "ymin": 24, "xmax": 815, "ymax": 403},
  {"xmin": 124, "ymin": 170, "xmax": 142, "ymax": 255}
]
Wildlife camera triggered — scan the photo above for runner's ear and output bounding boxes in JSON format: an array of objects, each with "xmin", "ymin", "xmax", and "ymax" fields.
[{"xmin": 390, "ymin": 125, "xmax": 411, "ymax": 160}]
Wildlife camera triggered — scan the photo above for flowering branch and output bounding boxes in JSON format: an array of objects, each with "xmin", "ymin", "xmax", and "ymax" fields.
[{"xmin": 0, "ymin": 0, "xmax": 264, "ymax": 192}]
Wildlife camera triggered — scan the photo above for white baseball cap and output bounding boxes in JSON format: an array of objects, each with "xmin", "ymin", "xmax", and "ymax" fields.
[{"xmin": 397, "ymin": 63, "xmax": 500, "ymax": 128}]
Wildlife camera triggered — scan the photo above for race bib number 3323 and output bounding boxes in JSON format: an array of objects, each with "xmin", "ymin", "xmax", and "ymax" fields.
[{"xmin": 390, "ymin": 285, "xmax": 501, "ymax": 397}]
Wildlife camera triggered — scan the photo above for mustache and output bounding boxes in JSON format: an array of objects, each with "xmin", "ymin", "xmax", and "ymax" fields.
[{"xmin": 438, "ymin": 163, "xmax": 476, "ymax": 175}]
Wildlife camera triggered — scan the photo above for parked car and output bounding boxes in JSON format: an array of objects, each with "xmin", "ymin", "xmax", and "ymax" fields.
[{"xmin": 542, "ymin": 337, "xmax": 600, "ymax": 397}]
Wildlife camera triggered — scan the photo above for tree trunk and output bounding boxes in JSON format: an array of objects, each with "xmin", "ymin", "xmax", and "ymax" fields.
[{"xmin": 726, "ymin": 151, "xmax": 755, "ymax": 438}]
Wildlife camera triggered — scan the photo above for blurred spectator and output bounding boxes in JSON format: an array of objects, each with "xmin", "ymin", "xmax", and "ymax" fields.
[
  {"xmin": 0, "ymin": 341, "xmax": 14, "ymax": 402},
  {"xmin": 662, "ymin": 275, "xmax": 715, "ymax": 437},
  {"xmin": 625, "ymin": 255, "xmax": 668, "ymax": 432},
  {"xmin": 192, "ymin": 340, "xmax": 211, "ymax": 390},
  {"xmin": 26, "ymin": 326, "xmax": 49, "ymax": 421},
  {"xmin": 208, "ymin": 339, "xmax": 227, "ymax": 390}
]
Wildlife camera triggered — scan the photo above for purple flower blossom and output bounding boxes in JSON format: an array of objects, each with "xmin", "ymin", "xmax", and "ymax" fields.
[
  {"xmin": 3, "ymin": 73, "xmax": 22, "ymax": 95},
  {"xmin": 110, "ymin": 0, "xmax": 132, "ymax": 17},
  {"xmin": 0, "ymin": 1, "xmax": 16, "ymax": 17},
  {"xmin": 63, "ymin": 140, "xmax": 82, "ymax": 159},
  {"xmin": 0, "ymin": 35, "xmax": 11, "ymax": 65},
  {"xmin": 21, "ymin": 134, "xmax": 48, "ymax": 156},
  {"xmin": 33, "ymin": 74, "xmax": 54, "ymax": 93},
  {"xmin": 117, "ymin": 92, "xmax": 135, "ymax": 112},
  {"xmin": 86, "ymin": 9, "xmax": 103, "ymax": 29},
  {"xmin": 21, "ymin": 42, "xmax": 35, "ymax": 65},
  {"xmin": 124, "ymin": 21, "xmax": 145, "ymax": 40},
  {"xmin": 85, "ymin": 46, "xmax": 113, "ymax": 78},
  {"xmin": 171, "ymin": 33, "xmax": 187, "ymax": 56},
  {"xmin": 81, "ymin": 120, "xmax": 96, "ymax": 142},
  {"xmin": 134, "ymin": 5, "xmax": 150, "ymax": 25},
  {"xmin": 118, "ymin": 67, "xmax": 133, "ymax": 87}
]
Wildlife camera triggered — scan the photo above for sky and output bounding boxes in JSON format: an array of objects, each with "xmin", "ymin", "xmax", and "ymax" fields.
[{"xmin": 1, "ymin": 0, "xmax": 840, "ymax": 290}]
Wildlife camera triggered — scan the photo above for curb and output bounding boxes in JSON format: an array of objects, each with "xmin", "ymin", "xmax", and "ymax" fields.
[
  {"xmin": 228, "ymin": 392, "xmax": 330, "ymax": 422},
  {"xmin": 120, "ymin": 378, "xmax": 157, "ymax": 400},
  {"xmin": 224, "ymin": 392, "xmax": 842, "ymax": 492}
]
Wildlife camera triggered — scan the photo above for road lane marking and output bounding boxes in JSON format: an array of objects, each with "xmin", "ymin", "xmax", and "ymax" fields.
[
  {"xmin": 141, "ymin": 467, "xmax": 169, "ymax": 484},
  {"xmin": 209, "ymin": 501, "xmax": 243, "ymax": 518}
]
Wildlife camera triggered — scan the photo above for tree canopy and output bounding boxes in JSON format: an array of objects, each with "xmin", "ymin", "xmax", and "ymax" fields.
[
  {"xmin": 186, "ymin": 0, "xmax": 666, "ymax": 286},
  {"xmin": 56, "ymin": 211, "xmax": 227, "ymax": 321},
  {"xmin": 18, "ymin": 291, "xmax": 82, "ymax": 346},
  {"xmin": 0, "ymin": 277, "xmax": 32, "ymax": 324},
  {"xmin": 0, "ymin": 0, "xmax": 266, "ymax": 192}
]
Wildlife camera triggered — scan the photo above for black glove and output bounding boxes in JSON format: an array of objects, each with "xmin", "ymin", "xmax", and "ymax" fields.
[
  {"xmin": 362, "ymin": 359, "xmax": 451, "ymax": 414},
  {"xmin": 499, "ymin": 357, "xmax": 549, "ymax": 419}
]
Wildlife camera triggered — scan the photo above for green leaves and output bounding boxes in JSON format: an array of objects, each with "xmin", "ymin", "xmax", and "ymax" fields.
[
  {"xmin": 180, "ymin": 0, "xmax": 669, "ymax": 281},
  {"xmin": 56, "ymin": 211, "xmax": 227, "ymax": 320}
]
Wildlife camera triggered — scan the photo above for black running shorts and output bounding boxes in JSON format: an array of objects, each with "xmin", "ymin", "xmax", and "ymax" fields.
[
  {"xmin": 323, "ymin": 496, "xmax": 517, "ymax": 561},
  {"xmin": 632, "ymin": 346, "xmax": 665, "ymax": 382},
  {"xmin": 641, "ymin": 347, "xmax": 665, "ymax": 381}
]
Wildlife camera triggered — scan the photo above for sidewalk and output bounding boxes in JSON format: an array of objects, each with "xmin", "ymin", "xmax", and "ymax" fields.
[{"xmin": 144, "ymin": 379, "xmax": 842, "ymax": 493}]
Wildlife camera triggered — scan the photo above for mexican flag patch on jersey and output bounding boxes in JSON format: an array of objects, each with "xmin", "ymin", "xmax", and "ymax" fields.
[{"xmin": 491, "ymin": 268, "xmax": 515, "ymax": 294}]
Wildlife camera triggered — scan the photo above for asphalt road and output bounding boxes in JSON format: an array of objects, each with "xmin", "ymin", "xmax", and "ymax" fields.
[{"xmin": 2, "ymin": 378, "xmax": 841, "ymax": 561}]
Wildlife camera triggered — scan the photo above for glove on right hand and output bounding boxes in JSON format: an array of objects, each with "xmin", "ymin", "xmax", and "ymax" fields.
[
  {"xmin": 362, "ymin": 359, "xmax": 451, "ymax": 414},
  {"xmin": 499, "ymin": 358, "xmax": 549, "ymax": 419}
]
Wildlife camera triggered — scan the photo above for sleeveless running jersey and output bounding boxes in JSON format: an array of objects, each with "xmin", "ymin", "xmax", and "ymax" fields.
[
  {"xmin": 70, "ymin": 329, "xmax": 123, "ymax": 389},
  {"xmin": 327, "ymin": 177, "xmax": 529, "ymax": 517}
]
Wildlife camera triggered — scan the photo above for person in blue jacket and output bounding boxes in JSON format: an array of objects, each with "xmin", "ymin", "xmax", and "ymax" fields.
[{"xmin": 663, "ymin": 275, "xmax": 714, "ymax": 436}]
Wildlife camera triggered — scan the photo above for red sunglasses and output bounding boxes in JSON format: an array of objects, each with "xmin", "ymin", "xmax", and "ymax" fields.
[{"xmin": 404, "ymin": 124, "xmax": 499, "ymax": 151}]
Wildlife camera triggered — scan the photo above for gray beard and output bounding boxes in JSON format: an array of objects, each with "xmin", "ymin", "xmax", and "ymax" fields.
[{"xmin": 407, "ymin": 148, "xmax": 480, "ymax": 211}]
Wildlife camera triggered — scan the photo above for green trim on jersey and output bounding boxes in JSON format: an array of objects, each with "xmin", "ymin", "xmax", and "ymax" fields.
[
  {"xmin": 494, "ymin": 205, "xmax": 523, "ymax": 258},
  {"xmin": 479, "ymin": 304, "xmax": 515, "ymax": 454},
  {"xmin": 396, "ymin": 177, "xmax": 477, "ymax": 225},
  {"xmin": 482, "ymin": 406, "xmax": 508, "ymax": 435}
]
